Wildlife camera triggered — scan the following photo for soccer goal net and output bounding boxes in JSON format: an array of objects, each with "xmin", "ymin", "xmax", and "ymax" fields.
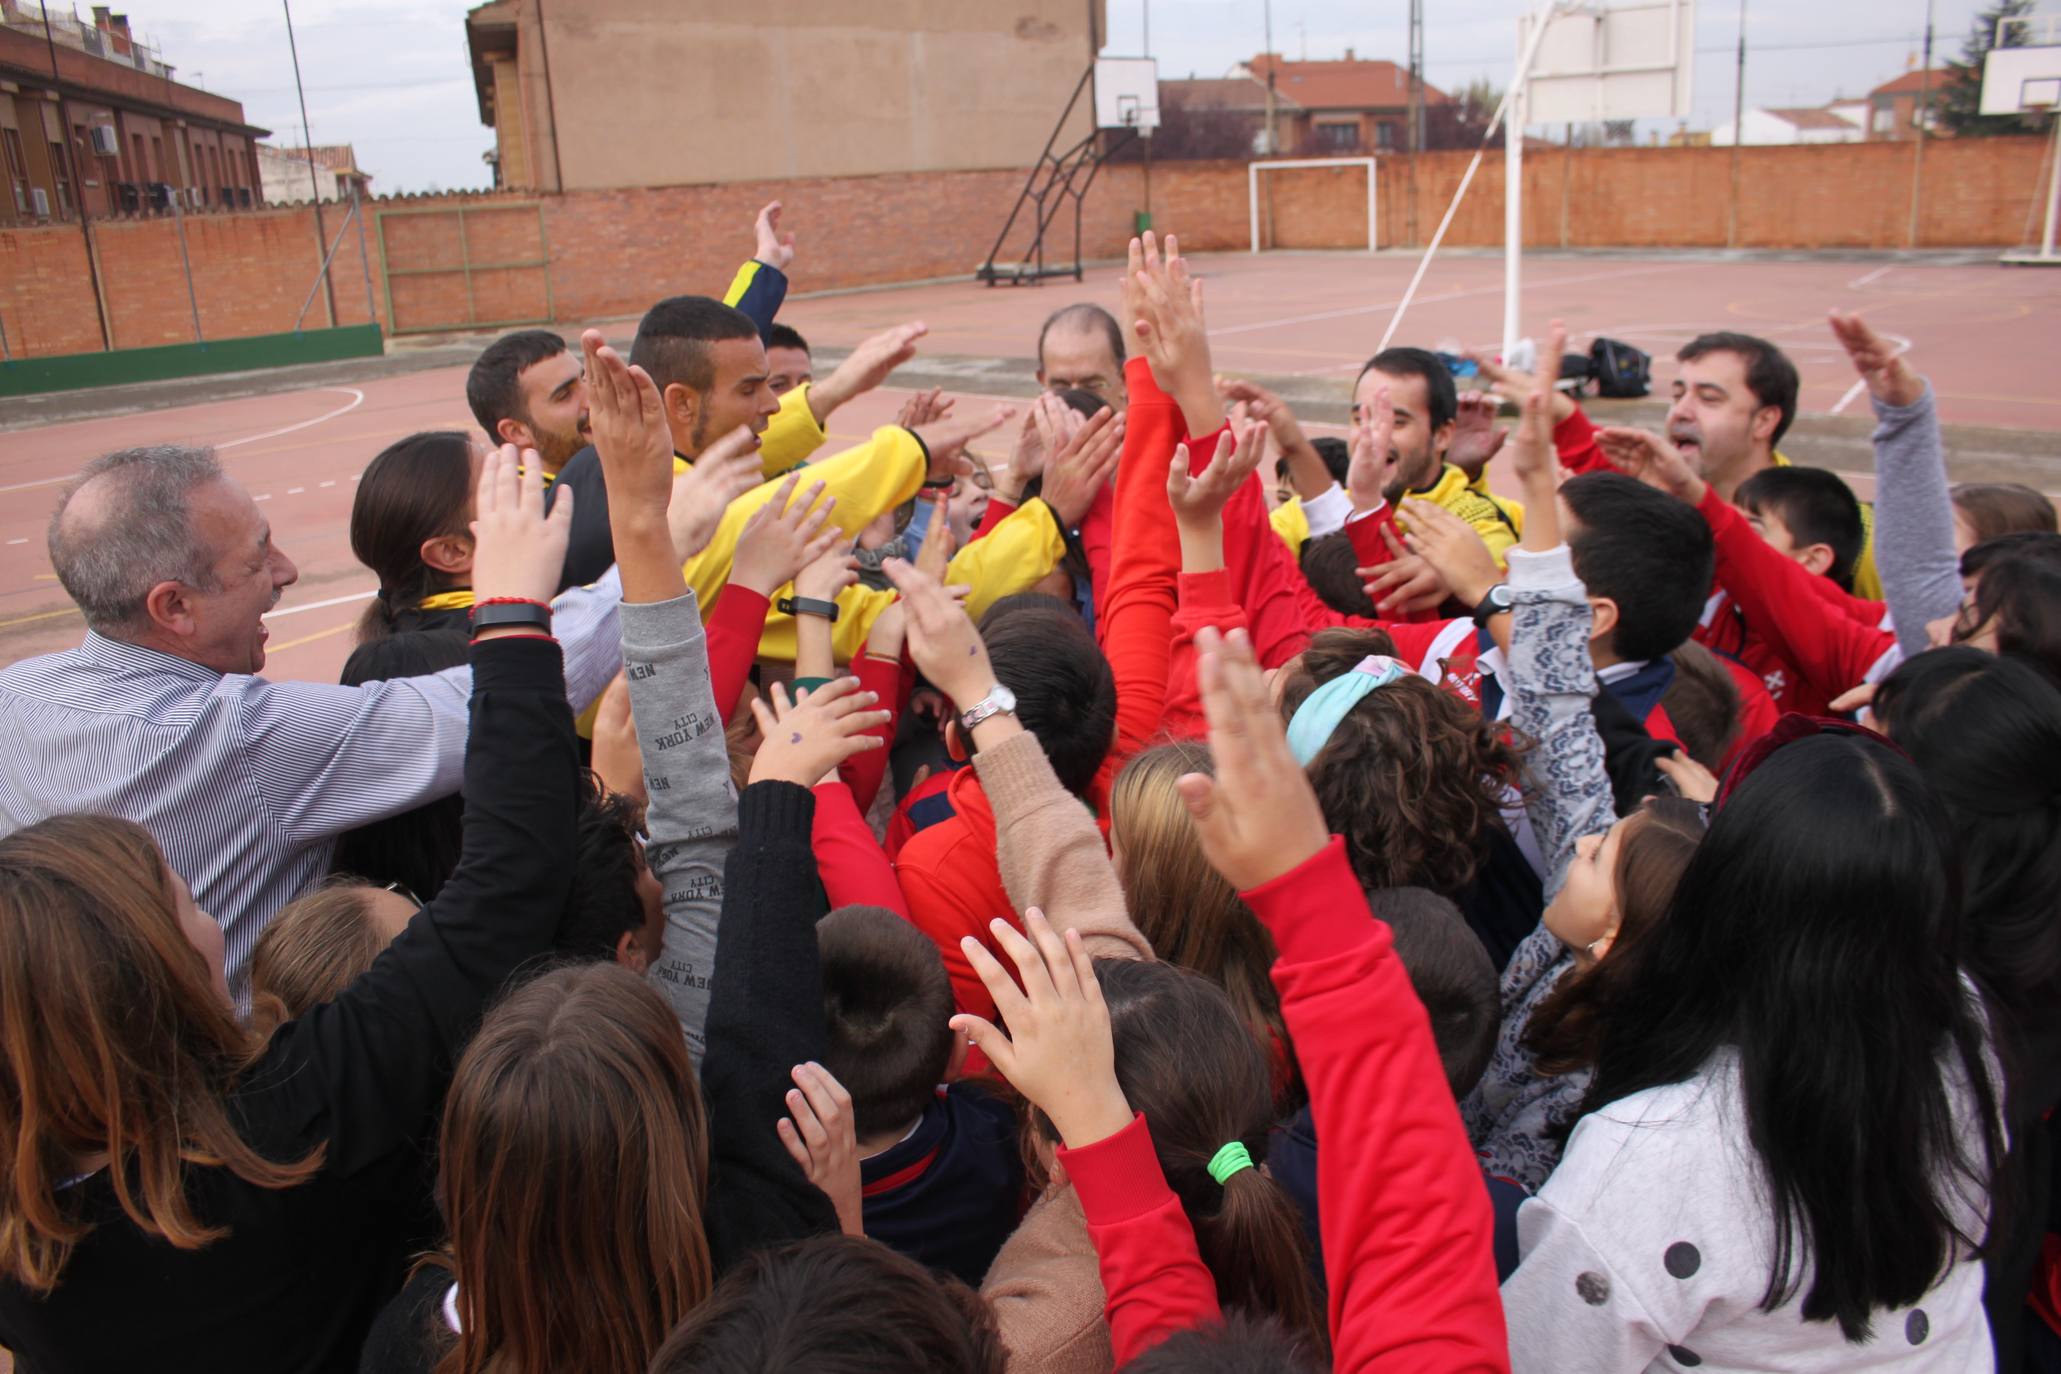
[{"xmin": 1247, "ymin": 157, "xmax": 1378, "ymax": 253}]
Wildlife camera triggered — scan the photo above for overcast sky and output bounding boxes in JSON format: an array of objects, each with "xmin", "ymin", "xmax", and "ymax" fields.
[{"xmin": 137, "ymin": 0, "xmax": 2003, "ymax": 194}]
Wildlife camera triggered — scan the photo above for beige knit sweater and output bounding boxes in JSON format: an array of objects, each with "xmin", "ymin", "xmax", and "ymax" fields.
[
  {"xmin": 968, "ymin": 730, "xmax": 1153, "ymax": 1373},
  {"xmin": 968, "ymin": 730, "xmax": 1150, "ymax": 964}
]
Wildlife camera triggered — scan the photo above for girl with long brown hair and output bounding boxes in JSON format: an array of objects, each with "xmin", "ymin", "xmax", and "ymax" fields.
[
  {"xmin": 1109, "ymin": 741, "xmax": 1297, "ymax": 1109},
  {"xmin": 0, "ymin": 452, "xmax": 581, "ymax": 1374}
]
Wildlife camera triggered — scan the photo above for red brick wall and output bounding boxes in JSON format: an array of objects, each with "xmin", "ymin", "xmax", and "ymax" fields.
[{"xmin": 0, "ymin": 137, "xmax": 2046, "ymax": 359}]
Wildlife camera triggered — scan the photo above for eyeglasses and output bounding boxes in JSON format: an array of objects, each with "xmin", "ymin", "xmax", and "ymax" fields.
[{"xmin": 380, "ymin": 879, "xmax": 424, "ymax": 911}]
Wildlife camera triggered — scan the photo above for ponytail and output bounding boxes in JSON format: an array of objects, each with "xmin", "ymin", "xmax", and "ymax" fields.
[
  {"xmin": 348, "ymin": 431, "xmax": 475, "ymax": 644},
  {"xmin": 1094, "ymin": 959, "xmax": 1329, "ymax": 1355}
]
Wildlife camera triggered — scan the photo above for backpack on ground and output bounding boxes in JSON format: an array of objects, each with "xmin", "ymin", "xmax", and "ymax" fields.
[{"xmin": 1588, "ymin": 336, "xmax": 1652, "ymax": 398}]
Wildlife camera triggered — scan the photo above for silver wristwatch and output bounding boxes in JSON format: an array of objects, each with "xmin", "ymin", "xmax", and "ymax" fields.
[{"xmin": 957, "ymin": 683, "xmax": 1018, "ymax": 731}]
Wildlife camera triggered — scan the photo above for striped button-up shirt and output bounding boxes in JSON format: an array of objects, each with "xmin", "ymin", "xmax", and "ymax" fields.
[{"xmin": 0, "ymin": 571, "xmax": 624, "ymax": 991}]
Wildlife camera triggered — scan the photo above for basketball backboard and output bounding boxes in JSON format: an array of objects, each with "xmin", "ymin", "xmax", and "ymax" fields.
[
  {"xmin": 1521, "ymin": 0, "xmax": 1696, "ymax": 124},
  {"xmin": 1095, "ymin": 57, "xmax": 1160, "ymax": 133},
  {"xmin": 1981, "ymin": 44, "xmax": 2061, "ymax": 114}
]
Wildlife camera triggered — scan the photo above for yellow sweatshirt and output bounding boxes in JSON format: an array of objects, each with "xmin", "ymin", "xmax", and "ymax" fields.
[
  {"xmin": 1412, "ymin": 464, "xmax": 1521, "ymax": 565},
  {"xmin": 754, "ymin": 498, "xmax": 1066, "ymax": 661}
]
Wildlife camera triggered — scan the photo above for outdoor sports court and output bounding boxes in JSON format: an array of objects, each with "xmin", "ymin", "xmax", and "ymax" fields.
[{"xmin": 2, "ymin": 246, "xmax": 2056, "ymax": 686}]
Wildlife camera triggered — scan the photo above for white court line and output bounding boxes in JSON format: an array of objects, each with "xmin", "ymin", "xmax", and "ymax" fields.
[
  {"xmin": 286, "ymin": 486, "xmax": 305, "ymax": 494},
  {"xmin": 254, "ymin": 493, "xmax": 272, "ymax": 501},
  {"xmin": 319, "ymin": 479, "xmax": 336, "ymax": 488},
  {"xmin": 1829, "ymin": 331, "xmax": 1913, "ymax": 415},
  {"xmin": 0, "ymin": 386, "xmax": 368, "ymax": 495},
  {"xmin": 1205, "ymin": 263, "xmax": 1683, "ymax": 339},
  {"xmin": 215, "ymin": 387, "xmax": 365, "ymax": 450},
  {"xmin": 1849, "ymin": 265, "xmax": 1895, "ymax": 289},
  {"xmin": 5, "ymin": 538, "xmax": 24, "ymax": 546},
  {"xmin": 265, "ymin": 589, "xmax": 374, "ymax": 620}
]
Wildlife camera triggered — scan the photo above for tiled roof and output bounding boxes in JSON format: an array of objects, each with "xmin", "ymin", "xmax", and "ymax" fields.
[
  {"xmin": 1242, "ymin": 54, "xmax": 1451, "ymax": 109},
  {"xmin": 1869, "ymin": 69, "xmax": 1951, "ymax": 97}
]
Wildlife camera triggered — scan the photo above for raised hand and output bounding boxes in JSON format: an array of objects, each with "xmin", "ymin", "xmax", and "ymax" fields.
[
  {"xmin": 776, "ymin": 1062, "xmax": 862, "ymax": 1236},
  {"xmin": 1347, "ymin": 381, "xmax": 1398, "ymax": 515},
  {"xmin": 1514, "ymin": 321, "xmax": 1569, "ymax": 551},
  {"xmin": 793, "ymin": 534, "xmax": 859, "ymax": 604},
  {"xmin": 1036, "ymin": 406, "xmax": 1122, "ymax": 527},
  {"xmin": 1217, "ymin": 375, "xmax": 1334, "ymax": 500},
  {"xmin": 912, "ymin": 404, "xmax": 1018, "ymax": 485},
  {"xmin": 747, "ymin": 677, "xmax": 889, "ymax": 788},
  {"xmin": 583, "ymin": 329, "xmax": 674, "ymax": 519},
  {"xmin": 913, "ymin": 493, "xmax": 956, "ymax": 581},
  {"xmin": 1655, "ymin": 750, "xmax": 1719, "ymax": 804},
  {"xmin": 587, "ymin": 673, "xmax": 647, "ymax": 806},
  {"xmin": 1166, "ymin": 419, "xmax": 1264, "ymax": 531},
  {"xmin": 731, "ymin": 474, "xmax": 839, "ymax": 597},
  {"xmin": 1130, "ymin": 231, "xmax": 1224, "ymax": 435},
  {"xmin": 1828, "ymin": 311, "xmax": 1923, "ymax": 408},
  {"xmin": 669, "ymin": 425, "xmax": 764, "ymax": 562},
  {"xmin": 881, "ymin": 556, "xmax": 995, "ymax": 710},
  {"xmin": 754, "ymin": 200, "xmax": 796, "ymax": 273},
  {"xmin": 1595, "ymin": 426, "xmax": 1704, "ymax": 504},
  {"xmin": 1359, "ymin": 526, "xmax": 1451, "ymax": 618},
  {"xmin": 1399, "ymin": 498, "xmax": 1501, "ymax": 609},
  {"xmin": 1449, "ymin": 391, "xmax": 1510, "ymax": 482},
  {"xmin": 1009, "ymin": 393, "xmax": 1085, "ymax": 499},
  {"xmin": 1464, "ymin": 348, "xmax": 1576, "ymax": 427},
  {"xmin": 948, "ymin": 909, "xmax": 1133, "ymax": 1150},
  {"xmin": 895, "ymin": 387, "xmax": 956, "ymax": 431},
  {"xmin": 811, "ymin": 322, "xmax": 929, "ymax": 420},
  {"xmin": 470, "ymin": 442, "xmax": 572, "ymax": 610},
  {"xmin": 1176, "ymin": 626, "xmax": 1332, "ymax": 891}
]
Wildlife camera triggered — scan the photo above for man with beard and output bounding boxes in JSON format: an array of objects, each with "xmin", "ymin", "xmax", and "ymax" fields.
[{"xmin": 466, "ymin": 330, "xmax": 591, "ymax": 479}]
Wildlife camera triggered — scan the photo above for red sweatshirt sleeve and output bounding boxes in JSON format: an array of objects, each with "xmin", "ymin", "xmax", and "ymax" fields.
[
  {"xmin": 836, "ymin": 649, "xmax": 906, "ymax": 814},
  {"xmin": 1099, "ymin": 356, "xmax": 1189, "ymax": 760},
  {"xmin": 1697, "ymin": 486, "xmax": 1900, "ymax": 700},
  {"xmin": 1163, "ymin": 569, "xmax": 1250, "ymax": 741},
  {"xmin": 971, "ymin": 495, "xmax": 1017, "ymax": 543},
  {"xmin": 704, "ymin": 583, "xmax": 771, "ymax": 722},
  {"xmin": 1242, "ymin": 839, "xmax": 1509, "ymax": 1374},
  {"xmin": 810, "ymin": 782, "xmax": 908, "ymax": 918},
  {"xmin": 1554, "ymin": 404, "xmax": 1616, "ymax": 476},
  {"xmin": 1062, "ymin": 1113, "xmax": 1222, "ymax": 1365},
  {"xmin": 1341, "ymin": 507, "xmax": 1445, "ymax": 627}
]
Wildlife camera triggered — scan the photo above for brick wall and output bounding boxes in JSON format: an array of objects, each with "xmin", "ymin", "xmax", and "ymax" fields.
[{"xmin": 0, "ymin": 136, "xmax": 2046, "ymax": 360}]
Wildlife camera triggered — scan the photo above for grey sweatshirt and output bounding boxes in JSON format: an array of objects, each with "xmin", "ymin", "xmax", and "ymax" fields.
[
  {"xmin": 1870, "ymin": 382, "xmax": 1963, "ymax": 654},
  {"xmin": 619, "ymin": 591, "xmax": 740, "ymax": 1064}
]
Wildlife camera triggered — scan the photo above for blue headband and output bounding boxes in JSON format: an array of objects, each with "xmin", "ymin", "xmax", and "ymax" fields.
[{"xmin": 1285, "ymin": 655, "xmax": 1409, "ymax": 764}]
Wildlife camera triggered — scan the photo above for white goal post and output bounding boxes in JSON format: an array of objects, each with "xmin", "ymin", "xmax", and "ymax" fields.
[{"xmin": 1248, "ymin": 158, "xmax": 1378, "ymax": 254}]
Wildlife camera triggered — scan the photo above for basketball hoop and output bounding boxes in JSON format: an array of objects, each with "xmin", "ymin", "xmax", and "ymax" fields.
[{"xmin": 1981, "ymin": 42, "xmax": 2061, "ymax": 264}]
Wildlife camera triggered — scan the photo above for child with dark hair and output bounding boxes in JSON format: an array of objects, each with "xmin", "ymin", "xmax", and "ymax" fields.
[
  {"xmin": 1735, "ymin": 465, "xmax": 1866, "ymax": 591},
  {"xmin": 1658, "ymin": 640, "xmax": 1743, "ymax": 771},
  {"xmin": 894, "ymin": 584, "xmax": 1128, "ymax": 1019},
  {"xmin": 815, "ymin": 905, "xmax": 1023, "ymax": 1287},
  {"xmin": 651, "ymin": 1235, "xmax": 1007, "ymax": 1374},
  {"xmin": 554, "ymin": 772, "xmax": 665, "ymax": 972},
  {"xmin": 1295, "ymin": 531, "xmax": 1379, "ymax": 619}
]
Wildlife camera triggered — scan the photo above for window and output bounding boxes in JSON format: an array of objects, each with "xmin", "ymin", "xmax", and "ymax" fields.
[
  {"xmin": 130, "ymin": 131, "xmax": 147, "ymax": 182},
  {"xmin": 150, "ymin": 134, "xmax": 163, "ymax": 184},
  {"xmin": 50, "ymin": 141, "xmax": 74, "ymax": 215},
  {"xmin": 1375, "ymin": 121, "xmax": 1397, "ymax": 151},
  {"xmin": 1872, "ymin": 101, "xmax": 1895, "ymax": 136},
  {"xmin": 2, "ymin": 128, "xmax": 29, "ymax": 214},
  {"xmin": 1315, "ymin": 120, "xmax": 1361, "ymax": 151}
]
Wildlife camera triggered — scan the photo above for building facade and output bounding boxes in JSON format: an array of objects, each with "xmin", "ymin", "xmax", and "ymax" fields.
[
  {"xmin": 1711, "ymin": 106, "xmax": 1865, "ymax": 147},
  {"xmin": 1866, "ymin": 69, "xmax": 1950, "ymax": 140},
  {"xmin": 0, "ymin": 2, "xmax": 267, "ymax": 225},
  {"xmin": 464, "ymin": 0, "xmax": 1104, "ymax": 192},
  {"xmin": 256, "ymin": 142, "xmax": 372, "ymax": 204}
]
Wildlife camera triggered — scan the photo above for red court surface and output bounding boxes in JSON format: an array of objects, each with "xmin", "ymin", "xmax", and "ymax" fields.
[{"xmin": 2, "ymin": 249, "xmax": 2056, "ymax": 685}]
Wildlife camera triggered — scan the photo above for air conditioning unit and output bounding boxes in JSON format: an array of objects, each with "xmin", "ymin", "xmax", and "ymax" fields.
[
  {"xmin": 147, "ymin": 181, "xmax": 171, "ymax": 211},
  {"xmin": 30, "ymin": 187, "xmax": 49, "ymax": 219},
  {"xmin": 89, "ymin": 125, "xmax": 119, "ymax": 156}
]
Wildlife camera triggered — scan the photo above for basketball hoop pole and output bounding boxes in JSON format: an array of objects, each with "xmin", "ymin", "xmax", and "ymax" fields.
[
  {"xmin": 1504, "ymin": 79, "xmax": 1527, "ymax": 362},
  {"xmin": 2042, "ymin": 111, "xmax": 2061, "ymax": 261}
]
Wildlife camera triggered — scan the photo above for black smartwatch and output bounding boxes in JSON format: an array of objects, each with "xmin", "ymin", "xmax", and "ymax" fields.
[
  {"xmin": 778, "ymin": 595, "xmax": 840, "ymax": 623},
  {"xmin": 1470, "ymin": 584, "xmax": 1515, "ymax": 628},
  {"xmin": 469, "ymin": 601, "xmax": 553, "ymax": 634}
]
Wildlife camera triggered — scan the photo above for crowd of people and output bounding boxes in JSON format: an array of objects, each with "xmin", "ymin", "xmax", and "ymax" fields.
[{"xmin": 1, "ymin": 200, "xmax": 2058, "ymax": 1374}]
